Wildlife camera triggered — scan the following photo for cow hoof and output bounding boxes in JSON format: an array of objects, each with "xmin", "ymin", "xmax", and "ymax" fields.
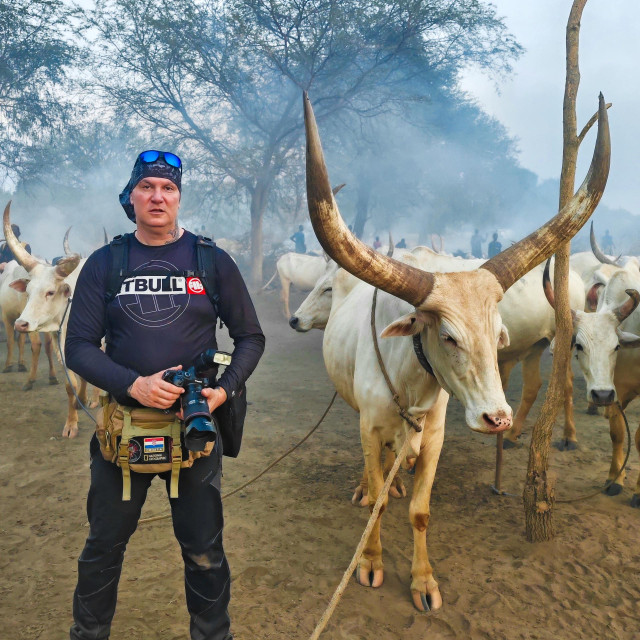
[
  {"xmin": 411, "ymin": 587, "xmax": 442, "ymax": 612},
  {"xmin": 17, "ymin": 364, "xmax": 27, "ymax": 372},
  {"xmin": 390, "ymin": 477, "xmax": 407, "ymax": 499},
  {"xmin": 630, "ymin": 494, "xmax": 640, "ymax": 508},
  {"xmin": 49, "ymin": 376, "xmax": 59, "ymax": 386},
  {"xmin": 88, "ymin": 401, "xmax": 99, "ymax": 409},
  {"xmin": 62, "ymin": 424, "xmax": 79, "ymax": 439},
  {"xmin": 2, "ymin": 365, "xmax": 13, "ymax": 373},
  {"xmin": 586, "ymin": 404, "xmax": 599, "ymax": 415},
  {"xmin": 356, "ymin": 565, "xmax": 383, "ymax": 588},
  {"xmin": 555, "ymin": 439, "xmax": 577, "ymax": 451},
  {"xmin": 604, "ymin": 482, "xmax": 623, "ymax": 496},
  {"xmin": 502, "ymin": 438, "xmax": 519, "ymax": 450},
  {"xmin": 22, "ymin": 380, "xmax": 34, "ymax": 391},
  {"xmin": 351, "ymin": 485, "xmax": 369, "ymax": 507}
]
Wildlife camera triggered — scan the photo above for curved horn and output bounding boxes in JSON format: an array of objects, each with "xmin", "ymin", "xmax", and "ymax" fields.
[
  {"xmin": 590, "ymin": 221, "xmax": 620, "ymax": 266},
  {"xmin": 103, "ymin": 227, "xmax": 109, "ymax": 245},
  {"xmin": 542, "ymin": 258, "xmax": 555, "ymax": 309},
  {"xmin": 331, "ymin": 183, "xmax": 346, "ymax": 196},
  {"xmin": 3, "ymin": 201, "xmax": 39, "ymax": 272},
  {"xmin": 304, "ymin": 93, "xmax": 433, "ymax": 307},
  {"xmin": 63, "ymin": 226, "xmax": 72, "ymax": 255},
  {"xmin": 482, "ymin": 93, "xmax": 611, "ymax": 291},
  {"xmin": 614, "ymin": 289, "xmax": 640, "ymax": 323}
]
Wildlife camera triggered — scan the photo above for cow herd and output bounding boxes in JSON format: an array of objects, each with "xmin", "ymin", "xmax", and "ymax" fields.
[{"xmin": 0, "ymin": 93, "xmax": 638, "ymax": 614}]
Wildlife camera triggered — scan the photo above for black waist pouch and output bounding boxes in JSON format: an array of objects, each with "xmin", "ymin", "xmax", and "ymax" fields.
[{"xmin": 214, "ymin": 384, "xmax": 247, "ymax": 458}]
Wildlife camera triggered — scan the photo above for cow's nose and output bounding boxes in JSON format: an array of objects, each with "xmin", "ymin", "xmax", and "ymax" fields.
[
  {"xmin": 591, "ymin": 389, "xmax": 615, "ymax": 406},
  {"xmin": 483, "ymin": 411, "xmax": 513, "ymax": 431},
  {"xmin": 14, "ymin": 320, "xmax": 29, "ymax": 333},
  {"xmin": 289, "ymin": 316, "xmax": 299, "ymax": 329}
]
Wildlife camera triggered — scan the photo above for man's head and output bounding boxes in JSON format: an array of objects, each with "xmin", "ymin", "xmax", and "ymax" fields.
[
  {"xmin": 298, "ymin": 225, "xmax": 303, "ymax": 232},
  {"xmin": 11, "ymin": 224, "xmax": 20, "ymax": 238},
  {"xmin": 474, "ymin": 229, "xmax": 479, "ymax": 234},
  {"xmin": 119, "ymin": 150, "xmax": 182, "ymax": 222},
  {"xmin": 493, "ymin": 232, "xmax": 498, "ymax": 240}
]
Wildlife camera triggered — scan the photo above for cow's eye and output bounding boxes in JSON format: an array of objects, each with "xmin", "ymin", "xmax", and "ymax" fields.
[
  {"xmin": 442, "ymin": 334, "xmax": 457, "ymax": 347},
  {"xmin": 575, "ymin": 343, "xmax": 584, "ymax": 351},
  {"xmin": 323, "ymin": 287, "xmax": 332, "ymax": 294},
  {"xmin": 46, "ymin": 290, "xmax": 55, "ymax": 297},
  {"xmin": 615, "ymin": 344, "xmax": 621, "ymax": 351}
]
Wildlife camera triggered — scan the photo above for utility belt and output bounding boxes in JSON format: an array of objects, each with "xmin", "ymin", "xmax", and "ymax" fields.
[{"xmin": 97, "ymin": 395, "xmax": 214, "ymax": 501}]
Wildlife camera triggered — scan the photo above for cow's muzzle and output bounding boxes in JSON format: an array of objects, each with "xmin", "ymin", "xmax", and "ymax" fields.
[
  {"xmin": 14, "ymin": 319, "xmax": 29, "ymax": 333},
  {"xmin": 590, "ymin": 388, "xmax": 615, "ymax": 406}
]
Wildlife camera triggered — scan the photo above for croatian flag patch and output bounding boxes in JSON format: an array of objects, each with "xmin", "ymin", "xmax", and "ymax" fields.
[{"xmin": 144, "ymin": 437, "xmax": 165, "ymax": 453}]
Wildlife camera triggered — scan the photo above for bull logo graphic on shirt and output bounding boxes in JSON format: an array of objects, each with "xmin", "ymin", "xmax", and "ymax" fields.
[{"xmin": 116, "ymin": 260, "xmax": 193, "ymax": 327}]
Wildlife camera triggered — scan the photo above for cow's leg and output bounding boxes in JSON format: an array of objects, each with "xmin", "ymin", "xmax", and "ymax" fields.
[
  {"xmin": 352, "ymin": 449, "xmax": 405, "ymax": 507},
  {"xmin": 63, "ymin": 371, "xmax": 80, "ymax": 438},
  {"xmin": 2, "ymin": 314, "xmax": 15, "ymax": 371},
  {"xmin": 357, "ymin": 428, "xmax": 385, "ymax": 588},
  {"xmin": 603, "ymin": 398, "xmax": 631, "ymax": 496},
  {"xmin": 88, "ymin": 386, "xmax": 100, "ymax": 409},
  {"xmin": 281, "ymin": 278, "xmax": 291, "ymax": 319},
  {"xmin": 23, "ymin": 331, "xmax": 41, "ymax": 391},
  {"xmin": 631, "ymin": 424, "xmax": 640, "ymax": 508},
  {"xmin": 17, "ymin": 331, "xmax": 27, "ymax": 371},
  {"xmin": 560, "ymin": 363, "xmax": 577, "ymax": 449},
  {"xmin": 409, "ymin": 392, "xmax": 447, "ymax": 612},
  {"xmin": 44, "ymin": 332, "xmax": 59, "ymax": 384},
  {"xmin": 75, "ymin": 377, "xmax": 89, "ymax": 409}
]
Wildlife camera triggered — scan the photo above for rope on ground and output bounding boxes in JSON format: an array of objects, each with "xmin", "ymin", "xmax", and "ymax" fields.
[
  {"xmin": 138, "ymin": 391, "xmax": 338, "ymax": 525},
  {"xmin": 556, "ymin": 401, "xmax": 631, "ymax": 504},
  {"xmin": 308, "ymin": 429, "xmax": 413, "ymax": 640}
]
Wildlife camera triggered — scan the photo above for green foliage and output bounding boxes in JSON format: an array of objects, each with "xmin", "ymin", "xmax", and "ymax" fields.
[{"xmin": 0, "ymin": 0, "xmax": 76, "ymax": 184}]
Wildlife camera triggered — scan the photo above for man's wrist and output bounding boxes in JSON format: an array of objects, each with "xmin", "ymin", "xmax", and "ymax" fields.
[{"xmin": 127, "ymin": 378, "xmax": 139, "ymax": 397}]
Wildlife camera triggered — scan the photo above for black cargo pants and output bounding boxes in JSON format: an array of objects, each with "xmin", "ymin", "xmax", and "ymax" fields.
[{"xmin": 70, "ymin": 435, "xmax": 231, "ymax": 640}]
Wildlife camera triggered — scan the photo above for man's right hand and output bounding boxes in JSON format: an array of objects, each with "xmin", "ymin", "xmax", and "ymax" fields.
[{"xmin": 128, "ymin": 365, "xmax": 184, "ymax": 409}]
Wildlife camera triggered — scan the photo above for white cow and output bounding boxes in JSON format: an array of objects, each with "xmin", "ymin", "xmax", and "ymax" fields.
[
  {"xmin": 303, "ymin": 92, "xmax": 609, "ymax": 611},
  {"xmin": 544, "ymin": 262, "xmax": 640, "ymax": 507},
  {"xmin": 262, "ymin": 251, "xmax": 331, "ymax": 318},
  {"xmin": 0, "ymin": 260, "xmax": 58, "ymax": 389},
  {"xmin": 4, "ymin": 202, "xmax": 88, "ymax": 438},
  {"xmin": 292, "ymin": 248, "xmax": 586, "ymax": 449}
]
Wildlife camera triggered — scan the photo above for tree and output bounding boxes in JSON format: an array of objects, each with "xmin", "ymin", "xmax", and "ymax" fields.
[
  {"xmin": 81, "ymin": 0, "xmax": 521, "ymax": 286},
  {"xmin": 0, "ymin": 0, "xmax": 76, "ymax": 186}
]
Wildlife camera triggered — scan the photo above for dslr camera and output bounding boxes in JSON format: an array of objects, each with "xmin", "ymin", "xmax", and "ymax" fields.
[{"xmin": 162, "ymin": 349, "xmax": 232, "ymax": 452}]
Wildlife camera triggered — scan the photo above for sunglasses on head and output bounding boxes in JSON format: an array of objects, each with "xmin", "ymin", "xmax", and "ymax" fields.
[{"xmin": 138, "ymin": 150, "xmax": 182, "ymax": 170}]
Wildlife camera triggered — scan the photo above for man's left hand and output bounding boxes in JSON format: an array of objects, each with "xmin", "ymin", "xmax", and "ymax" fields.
[{"xmin": 201, "ymin": 386, "xmax": 227, "ymax": 413}]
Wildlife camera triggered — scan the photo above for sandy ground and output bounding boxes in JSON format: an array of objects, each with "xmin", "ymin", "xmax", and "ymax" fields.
[{"xmin": 0, "ymin": 288, "xmax": 639, "ymax": 640}]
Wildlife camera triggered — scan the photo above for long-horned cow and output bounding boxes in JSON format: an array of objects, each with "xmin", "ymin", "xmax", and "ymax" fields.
[
  {"xmin": 304, "ymin": 92, "xmax": 610, "ymax": 610},
  {"xmin": 3, "ymin": 202, "xmax": 88, "ymax": 438},
  {"xmin": 543, "ymin": 262, "xmax": 640, "ymax": 507},
  {"xmin": 0, "ymin": 260, "xmax": 58, "ymax": 388}
]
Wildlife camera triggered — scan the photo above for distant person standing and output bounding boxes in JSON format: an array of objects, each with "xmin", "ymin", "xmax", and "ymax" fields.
[
  {"xmin": 395, "ymin": 238, "xmax": 407, "ymax": 249},
  {"xmin": 0, "ymin": 224, "xmax": 31, "ymax": 268},
  {"xmin": 488, "ymin": 232, "xmax": 502, "ymax": 258},
  {"xmin": 373, "ymin": 236, "xmax": 382, "ymax": 250},
  {"xmin": 601, "ymin": 229, "xmax": 615, "ymax": 254},
  {"xmin": 470, "ymin": 229, "xmax": 486, "ymax": 258},
  {"xmin": 290, "ymin": 225, "xmax": 306, "ymax": 254}
]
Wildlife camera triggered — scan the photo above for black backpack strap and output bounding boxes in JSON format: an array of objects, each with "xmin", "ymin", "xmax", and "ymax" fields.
[
  {"xmin": 105, "ymin": 234, "xmax": 130, "ymax": 304},
  {"xmin": 196, "ymin": 235, "xmax": 221, "ymax": 321}
]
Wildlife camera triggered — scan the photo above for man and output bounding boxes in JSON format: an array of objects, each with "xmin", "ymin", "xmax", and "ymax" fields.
[
  {"xmin": 601, "ymin": 228, "xmax": 615, "ymax": 254},
  {"xmin": 0, "ymin": 223, "xmax": 31, "ymax": 268},
  {"xmin": 65, "ymin": 150, "xmax": 265, "ymax": 640},
  {"xmin": 373, "ymin": 236, "xmax": 382, "ymax": 250},
  {"xmin": 488, "ymin": 231, "xmax": 502, "ymax": 258},
  {"xmin": 290, "ymin": 224, "xmax": 306, "ymax": 253},
  {"xmin": 470, "ymin": 228, "xmax": 485, "ymax": 258},
  {"xmin": 395, "ymin": 237, "xmax": 407, "ymax": 249}
]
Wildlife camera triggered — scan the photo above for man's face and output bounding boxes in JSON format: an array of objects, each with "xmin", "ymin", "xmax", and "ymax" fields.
[{"xmin": 130, "ymin": 177, "xmax": 180, "ymax": 229}]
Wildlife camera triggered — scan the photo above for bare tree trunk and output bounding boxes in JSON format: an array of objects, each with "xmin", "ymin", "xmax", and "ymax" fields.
[
  {"xmin": 250, "ymin": 182, "xmax": 268, "ymax": 288},
  {"xmin": 523, "ymin": 0, "xmax": 586, "ymax": 542}
]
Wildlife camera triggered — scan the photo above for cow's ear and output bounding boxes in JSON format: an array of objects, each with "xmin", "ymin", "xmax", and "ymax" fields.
[
  {"xmin": 498, "ymin": 324, "xmax": 510, "ymax": 349},
  {"xmin": 381, "ymin": 311, "xmax": 429, "ymax": 338},
  {"xmin": 586, "ymin": 283, "xmax": 603, "ymax": 311},
  {"xmin": 617, "ymin": 329, "xmax": 640, "ymax": 349},
  {"xmin": 9, "ymin": 279, "xmax": 28, "ymax": 293},
  {"xmin": 61, "ymin": 283, "xmax": 72, "ymax": 298}
]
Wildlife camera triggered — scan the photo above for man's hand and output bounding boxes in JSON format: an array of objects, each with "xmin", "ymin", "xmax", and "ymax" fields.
[
  {"xmin": 201, "ymin": 386, "xmax": 227, "ymax": 413},
  {"xmin": 128, "ymin": 365, "xmax": 184, "ymax": 409}
]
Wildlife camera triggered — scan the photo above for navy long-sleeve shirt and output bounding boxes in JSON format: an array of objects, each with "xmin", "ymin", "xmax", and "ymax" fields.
[{"xmin": 65, "ymin": 230, "xmax": 265, "ymax": 407}]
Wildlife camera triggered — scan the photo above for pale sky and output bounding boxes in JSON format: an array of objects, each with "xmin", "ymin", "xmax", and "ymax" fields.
[{"xmin": 460, "ymin": 0, "xmax": 638, "ymax": 214}]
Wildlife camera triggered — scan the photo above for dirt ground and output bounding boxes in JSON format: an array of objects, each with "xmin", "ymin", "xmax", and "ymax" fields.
[{"xmin": 1, "ymin": 288, "xmax": 639, "ymax": 640}]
